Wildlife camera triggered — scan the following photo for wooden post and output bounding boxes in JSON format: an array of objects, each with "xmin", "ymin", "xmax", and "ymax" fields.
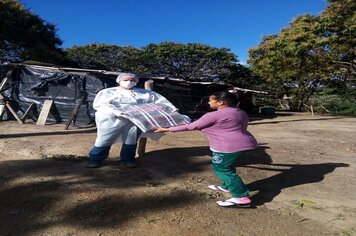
[
  {"xmin": 303, "ymin": 103, "xmax": 315, "ymax": 117},
  {"xmin": 64, "ymin": 95, "xmax": 85, "ymax": 130},
  {"xmin": 0, "ymin": 99, "xmax": 24, "ymax": 124},
  {"xmin": 0, "ymin": 69, "xmax": 24, "ymax": 123},
  {"xmin": 21, "ymin": 103, "xmax": 36, "ymax": 122},
  {"xmin": 5, "ymin": 101, "xmax": 23, "ymax": 124},
  {"xmin": 0, "ymin": 104, "xmax": 5, "ymax": 119},
  {"xmin": 36, "ymin": 99, "xmax": 54, "ymax": 125},
  {"xmin": 137, "ymin": 80, "xmax": 154, "ymax": 157},
  {"xmin": 0, "ymin": 94, "xmax": 23, "ymax": 124},
  {"xmin": 0, "ymin": 70, "xmax": 13, "ymax": 91}
]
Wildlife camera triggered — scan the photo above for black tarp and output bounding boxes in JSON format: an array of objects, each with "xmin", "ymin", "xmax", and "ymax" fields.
[{"xmin": 1, "ymin": 64, "xmax": 118, "ymax": 125}]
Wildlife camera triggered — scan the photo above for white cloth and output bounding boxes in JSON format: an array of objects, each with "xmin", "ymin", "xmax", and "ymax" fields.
[{"xmin": 93, "ymin": 86, "xmax": 177, "ymax": 147}]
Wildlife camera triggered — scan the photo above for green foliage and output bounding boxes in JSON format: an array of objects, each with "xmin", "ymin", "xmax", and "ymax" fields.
[
  {"xmin": 248, "ymin": 14, "xmax": 330, "ymax": 111},
  {"xmin": 0, "ymin": 0, "xmax": 66, "ymax": 64},
  {"xmin": 321, "ymin": 0, "xmax": 355, "ymax": 78},
  {"xmin": 141, "ymin": 42, "xmax": 238, "ymax": 81},
  {"xmin": 65, "ymin": 44, "xmax": 143, "ymax": 72},
  {"xmin": 226, "ymin": 64, "xmax": 265, "ymax": 89},
  {"xmin": 66, "ymin": 42, "xmax": 251, "ymax": 82},
  {"xmin": 309, "ymin": 88, "xmax": 356, "ymax": 116},
  {"xmin": 291, "ymin": 199, "xmax": 316, "ymax": 208}
]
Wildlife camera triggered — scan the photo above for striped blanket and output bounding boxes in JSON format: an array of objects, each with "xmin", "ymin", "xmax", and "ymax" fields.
[{"xmin": 120, "ymin": 103, "xmax": 191, "ymax": 132}]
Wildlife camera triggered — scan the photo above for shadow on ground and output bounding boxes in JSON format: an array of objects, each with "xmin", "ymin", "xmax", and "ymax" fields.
[
  {"xmin": 0, "ymin": 146, "xmax": 210, "ymax": 235},
  {"xmin": 0, "ymin": 127, "xmax": 97, "ymax": 139},
  {"xmin": 239, "ymin": 145, "xmax": 349, "ymax": 206},
  {"xmin": 0, "ymin": 143, "xmax": 349, "ymax": 234},
  {"xmin": 247, "ymin": 162, "xmax": 349, "ymax": 206}
]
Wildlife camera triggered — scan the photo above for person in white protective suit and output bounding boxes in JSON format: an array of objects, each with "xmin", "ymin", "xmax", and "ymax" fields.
[{"xmin": 87, "ymin": 73, "xmax": 177, "ymax": 168}]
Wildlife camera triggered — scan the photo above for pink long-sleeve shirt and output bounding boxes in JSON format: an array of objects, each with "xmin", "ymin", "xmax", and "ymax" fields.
[{"xmin": 169, "ymin": 107, "xmax": 257, "ymax": 153}]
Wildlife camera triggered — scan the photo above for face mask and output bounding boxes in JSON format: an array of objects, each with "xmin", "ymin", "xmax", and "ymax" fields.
[{"xmin": 119, "ymin": 80, "xmax": 137, "ymax": 89}]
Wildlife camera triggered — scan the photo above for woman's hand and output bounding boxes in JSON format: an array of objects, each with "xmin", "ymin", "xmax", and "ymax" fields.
[{"xmin": 154, "ymin": 127, "xmax": 170, "ymax": 133}]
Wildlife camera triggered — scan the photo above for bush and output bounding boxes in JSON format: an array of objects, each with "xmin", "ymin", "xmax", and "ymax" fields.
[{"xmin": 309, "ymin": 89, "xmax": 356, "ymax": 116}]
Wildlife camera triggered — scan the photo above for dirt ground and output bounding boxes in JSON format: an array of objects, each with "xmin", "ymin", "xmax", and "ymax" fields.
[{"xmin": 0, "ymin": 112, "xmax": 355, "ymax": 236}]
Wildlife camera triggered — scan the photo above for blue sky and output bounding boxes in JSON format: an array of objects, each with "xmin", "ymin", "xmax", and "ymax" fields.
[{"xmin": 19, "ymin": 0, "xmax": 327, "ymax": 64}]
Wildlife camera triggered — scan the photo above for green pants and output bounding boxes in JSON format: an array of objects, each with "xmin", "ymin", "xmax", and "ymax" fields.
[{"xmin": 211, "ymin": 151, "xmax": 249, "ymax": 198}]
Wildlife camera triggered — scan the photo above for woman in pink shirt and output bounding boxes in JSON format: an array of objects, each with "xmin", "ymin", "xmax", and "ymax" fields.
[{"xmin": 155, "ymin": 90, "xmax": 257, "ymax": 207}]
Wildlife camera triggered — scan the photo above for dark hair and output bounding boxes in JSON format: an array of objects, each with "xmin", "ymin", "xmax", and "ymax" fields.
[{"xmin": 211, "ymin": 90, "xmax": 240, "ymax": 107}]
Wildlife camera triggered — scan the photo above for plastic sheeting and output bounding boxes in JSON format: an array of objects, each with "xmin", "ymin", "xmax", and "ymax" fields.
[{"xmin": 1, "ymin": 64, "xmax": 117, "ymax": 125}]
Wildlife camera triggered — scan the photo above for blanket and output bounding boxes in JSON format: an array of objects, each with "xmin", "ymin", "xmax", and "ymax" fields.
[{"xmin": 119, "ymin": 103, "xmax": 191, "ymax": 132}]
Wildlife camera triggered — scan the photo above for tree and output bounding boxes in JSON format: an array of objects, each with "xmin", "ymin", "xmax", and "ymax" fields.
[
  {"xmin": 320, "ymin": 0, "xmax": 355, "ymax": 78},
  {"xmin": 65, "ymin": 44, "xmax": 143, "ymax": 72},
  {"xmin": 67, "ymin": 42, "xmax": 243, "ymax": 82},
  {"xmin": 0, "ymin": 0, "xmax": 65, "ymax": 64},
  {"xmin": 226, "ymin": 64, "xmax": 264, "ymax": 89},
  {"xmin": 141, "ymin": 42, "xmax": 238, "ymax": 81},
  {"xmin": 248, "ymin": 0, "xmax": 355, "ymax": 111},
  {"xmin": 248, "ymin": 14, "xmax": 333, "ymax": 110}
]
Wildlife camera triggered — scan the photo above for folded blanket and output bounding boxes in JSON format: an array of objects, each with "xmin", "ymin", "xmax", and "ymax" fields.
[{"xmin": 119, "ymin": 103, "xmax": 191, "ymax": 132}]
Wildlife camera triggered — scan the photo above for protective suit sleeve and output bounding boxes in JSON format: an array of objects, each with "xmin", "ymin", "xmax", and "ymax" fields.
[{"xmin": 93, "ymin": 89, "xmax": 121, "ymax": 116}]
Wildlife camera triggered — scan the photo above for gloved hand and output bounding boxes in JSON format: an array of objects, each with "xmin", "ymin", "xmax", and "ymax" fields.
[{"xmin": 113, "ymin": 111, "xmax": 125, "ymax": 117}]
